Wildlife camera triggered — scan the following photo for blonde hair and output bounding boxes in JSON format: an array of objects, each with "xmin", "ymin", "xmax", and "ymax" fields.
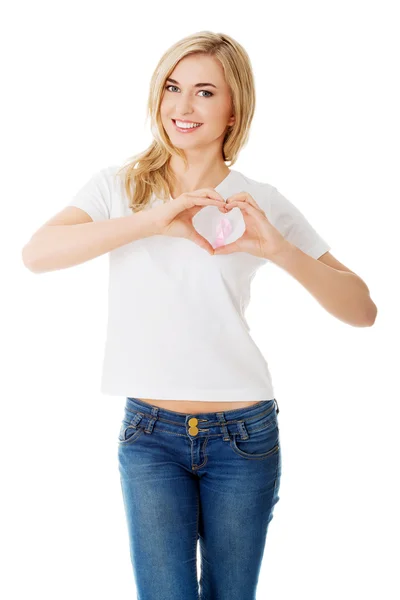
[{"xmin": 116, "ymin": 31, "xmax": 256, "ymax": 213}]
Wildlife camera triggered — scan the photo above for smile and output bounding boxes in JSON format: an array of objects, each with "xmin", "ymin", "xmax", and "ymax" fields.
[{"xmin": 172, "ymin": 119, "xmax": 203, "ymax": 133}]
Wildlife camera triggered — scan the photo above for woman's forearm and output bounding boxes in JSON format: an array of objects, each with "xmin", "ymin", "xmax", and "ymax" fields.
[{"xmin": 22, "ymin": 211, "xmax": 156, "ymax": 273}]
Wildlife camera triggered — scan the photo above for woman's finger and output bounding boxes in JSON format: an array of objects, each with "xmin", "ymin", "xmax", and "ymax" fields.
[
  {"xmin": 213, "ymin": 240, "xmax": 241, "ymax": 254},
  {"xmin": 226, "ymin": 192, "xmax": 261, "ymax": 211},
  {"xmin": 184, "ymin": 188, "xmax": 226, "ymax": 203},
  {"xmin": 183, "ymin": 195, "xmax": 227, "ymax": 210},
  {"xmin": 225, "ymin": 200, "xmax": 260, "ymax": 216},
  {"xmin": 196, "ymin": 188, "xmax": 226, "ymax": 201}
]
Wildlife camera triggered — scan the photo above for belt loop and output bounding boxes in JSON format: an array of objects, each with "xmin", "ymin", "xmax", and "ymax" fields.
[
  {"xmin": 274, "ymin": 398, "xmax": 280, "ymax": 414},
  {"xmin": 216, "ymin": 411, "xmax": 231, "ymax": 442},
  {"xmin": 145, "ymin": 406, "xmax": 159, "ymax": 434}
]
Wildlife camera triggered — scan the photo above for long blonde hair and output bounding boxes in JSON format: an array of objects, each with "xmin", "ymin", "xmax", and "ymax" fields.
[{"xmin": 116, "ymin": 31, "xmax": 256, "ymax": 213}]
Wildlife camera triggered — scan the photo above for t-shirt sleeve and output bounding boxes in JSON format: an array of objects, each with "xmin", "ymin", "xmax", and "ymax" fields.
[
  {"xmin": 66, "ymin": 167, "xmax": 112, "ymax": 221},
  {"xmin": 267, "ymin": 186, "xmax": 331, "ymax": 259}
]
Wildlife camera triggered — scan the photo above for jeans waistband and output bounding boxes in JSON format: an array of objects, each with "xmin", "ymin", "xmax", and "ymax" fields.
[{"xmin": 124, "ymin": 397, "xmax": 279, "ymax": 440}]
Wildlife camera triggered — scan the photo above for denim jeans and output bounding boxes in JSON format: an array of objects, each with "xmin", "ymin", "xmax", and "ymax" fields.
[{"xmin": 118, "ymin": 396, "xmax": 282, "ymax": 600}]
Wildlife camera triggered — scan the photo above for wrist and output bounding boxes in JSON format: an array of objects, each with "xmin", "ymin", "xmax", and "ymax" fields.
[
  {"xmin": 267, "ymin": 240, "xmax": 297, "ymax": 263},
  {"xmin": 136, "ymin": 208, "xmax": 161, "ymax": 237}
]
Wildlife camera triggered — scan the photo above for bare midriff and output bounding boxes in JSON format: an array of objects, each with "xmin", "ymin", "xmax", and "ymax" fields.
[{"xmin": 137, "ymin": 398, "xmax": 262, "ymax": 415}]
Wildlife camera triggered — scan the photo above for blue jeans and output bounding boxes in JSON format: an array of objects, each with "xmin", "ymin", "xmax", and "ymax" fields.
[{"xmin": 118, "ymin": 397, "xmax": 282, "ymax": 600}]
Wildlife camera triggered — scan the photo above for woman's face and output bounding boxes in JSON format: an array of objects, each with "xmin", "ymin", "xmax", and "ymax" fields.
[{"xmin": 160, "ymin": 54, "xmax": 235, "ymax": 150}]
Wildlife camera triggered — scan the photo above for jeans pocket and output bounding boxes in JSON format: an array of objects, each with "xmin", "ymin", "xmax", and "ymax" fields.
[
  {"xmin": 229, "ymin": 416, "xmax": 280, "ymax": 460},
  {"xmin": 118, "ymin": 412, "xmax": 145, "ymax": 445}
]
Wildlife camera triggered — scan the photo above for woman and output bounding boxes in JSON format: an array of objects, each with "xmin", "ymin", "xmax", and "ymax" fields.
[{"xmin": 22, "ymin": 31, "xmax": 377, "ymax": 600}]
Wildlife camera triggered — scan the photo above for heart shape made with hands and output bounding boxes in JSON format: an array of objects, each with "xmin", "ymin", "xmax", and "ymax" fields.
[{"xmin": 188, "ymin": 199, "xmax": 231, "ymax": 253}]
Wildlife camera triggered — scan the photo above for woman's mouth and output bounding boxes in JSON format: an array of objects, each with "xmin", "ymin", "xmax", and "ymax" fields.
[{"xmin": 172, "ymin": 119, "xmax": 203, "ymax": 133}]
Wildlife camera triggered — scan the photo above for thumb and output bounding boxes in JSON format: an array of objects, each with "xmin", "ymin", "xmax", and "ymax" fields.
[
  {"xmin": 188, "ymin": 230, "xmax": 215, "ymax": 255},
  {"xmin": 212, "ymin": 241, "xmax": 239, "ymax": 255}
]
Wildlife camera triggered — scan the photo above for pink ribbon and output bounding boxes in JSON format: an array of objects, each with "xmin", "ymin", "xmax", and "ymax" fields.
[{"xmin": 213, "ymin": 217, "xmax": 233, "ymax": 248}]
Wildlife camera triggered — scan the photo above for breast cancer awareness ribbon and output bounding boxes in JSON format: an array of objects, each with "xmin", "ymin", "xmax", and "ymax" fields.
[{"xmin": 213, "ymin": 217, "xmax": 233, "ymax": 248}]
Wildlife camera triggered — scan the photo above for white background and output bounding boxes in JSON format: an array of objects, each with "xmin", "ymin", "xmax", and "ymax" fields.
[{"xmin": 3, "ymin": 0, "xmax": 399, "ymax": 598}]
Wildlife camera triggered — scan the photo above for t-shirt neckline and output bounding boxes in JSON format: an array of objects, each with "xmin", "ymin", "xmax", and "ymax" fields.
[{"xmin": 168, "ymin": 169, "xmax": 237, "ymax": 201}]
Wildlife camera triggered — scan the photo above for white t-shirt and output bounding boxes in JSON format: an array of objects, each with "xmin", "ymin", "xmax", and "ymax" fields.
[{"xmin": 67, "ymin": 166, "xmax": 331, "ymax": 401}]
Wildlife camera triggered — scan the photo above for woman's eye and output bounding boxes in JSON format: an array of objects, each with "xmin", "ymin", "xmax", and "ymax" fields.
[{"xmin": 164, "ymin": 85, "xmax": 213, "ymax": 98}]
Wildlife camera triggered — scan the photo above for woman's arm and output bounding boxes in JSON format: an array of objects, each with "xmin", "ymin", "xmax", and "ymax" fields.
[
  {"xmin": 22, "ymin": 207, "xmax": 157, "ymax": 274},
  {"xmin": 270, "ymin": 245, "xmax": 377, "ymax": 327}
]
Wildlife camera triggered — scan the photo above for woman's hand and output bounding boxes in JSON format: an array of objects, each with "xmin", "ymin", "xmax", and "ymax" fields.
[
  {"xmin": 212, "ymin": 192, "xmax": 290, "ymax": 259},
  {"xmin": 150, "ymin": 189, "xmax": 227, "ymax": 255}
]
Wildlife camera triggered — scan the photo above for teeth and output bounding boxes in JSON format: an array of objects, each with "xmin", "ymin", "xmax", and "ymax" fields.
[{"xmin": 175, "ymin": 120, "xmax": 202, "ymax": 129}]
